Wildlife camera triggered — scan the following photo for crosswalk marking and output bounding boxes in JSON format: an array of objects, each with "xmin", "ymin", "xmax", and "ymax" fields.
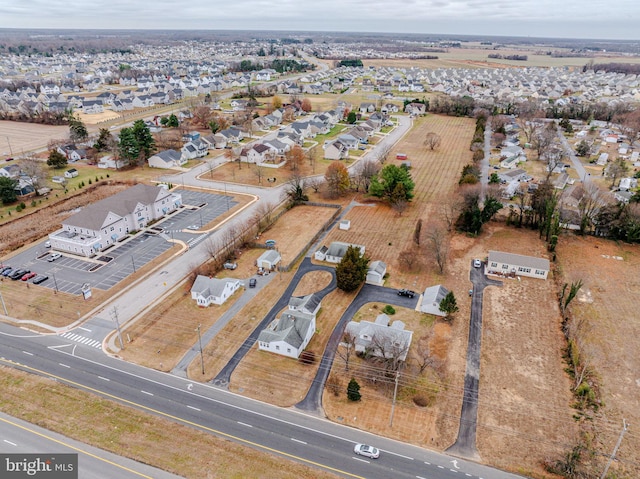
[{"xmin": 59, "ymin": 331, "xmax": 102, "ymax": 349}]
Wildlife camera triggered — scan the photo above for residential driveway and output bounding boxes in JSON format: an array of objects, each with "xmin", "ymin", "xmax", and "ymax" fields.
[
  {"xmin": 557, "ymin": 130, "xmax": 588, "ymax": 180},
  {"xmin": 446, "ymin": 261, "xmax": 501, "ymax": 460},
  {"xmin": 296, "ymin": 283, "xmax": 418, "ymax": 413},
  {"xmin": 212, "ymin": 257, "xmax": 336, "ymax": 388}
]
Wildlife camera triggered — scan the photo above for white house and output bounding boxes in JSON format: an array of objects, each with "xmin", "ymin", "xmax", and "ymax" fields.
[
  {"xmin": 190, "ymin": 276, "xmax": 241, "ymax": 307},
  {"xmin": 48, "ymin": 184, "xmax": 182, "ymax": 257},
  {"xmin": 257, "ymin": 293, "xmax": 321, "ymax": 359},
  {"xmin": 345, "ymin": 314, "xmax": 413, "ymax": 362},
  {"xmin": 256, "ymin": 249, "xmax": 281, "ymax": 270},
  {"xmin": 64, "ymin": 168, "xmax": 79, "ymax": 178},
  {"xmin": 148, "ymin": 149, "xmax": 186, "ymax": 169},
  {"xmin": 315, "ymin": 242, "xmax": 365, "ymax": 263},
  {"xmin": 486, "ymin": 250, "xmax": 550, "ymax": 280}
]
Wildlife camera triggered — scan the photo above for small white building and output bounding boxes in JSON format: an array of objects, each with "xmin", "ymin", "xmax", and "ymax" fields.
[
  {"xmin": 365, "ymin": 260, "xmax": 386, "ymax": 285},
  {"xmin": 486, "ymin": 250, "xmax": 550, "ymax": 280},
  {"xmin": 419, "ymin": 285, "xmax": 450, "ymax": 317},
  {"xmin": 315, "ymin": 241, "xmax": 365, "ymax": 263},
  {"xmin": 345, "ymin": 314, "xmax": 413, "ymax": 362},
  {"xmin": 256, "ymin": 249, "xmax": 281, "ymax": 270},
  {"xmin": 190, "ymin": 276, "xmax": 241, "ymax": 307}
]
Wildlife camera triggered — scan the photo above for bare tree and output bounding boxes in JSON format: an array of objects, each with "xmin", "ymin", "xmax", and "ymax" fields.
[
  {"xmin": 369, "ymin": 332, "xmax": 409, "ymax": 373},
  {"xmin": 606, "ymin": 157, "xmax": 629, "ymax": 187},
  {"xmin": 398, "ymin": 248, "xmax": 418, "ymax": 271},
  {"xmin": 336, "ymin": 331, "xmax": 357, "ymax": 371},
  {"xmin": 532, "ymin": 122, "xmax": 557, "ymax": 160},
  {"xmin": 542, "ymin": 146, "xmax": 566, "ymax": 182},
  {"xmin": 306, "ymin": 176, "xmax": 323, "ymax": 194},
  {"xmin": 354, "ymin": 159, "xmax": 380, "ymax": 192},
  {"xmin": 192, "ymin": 105, "xmax": 212, "ymax": 129},
  {"xmin": 440, "ymin": 196, "xmax": 463, "ymax": 232},
  {"xmin": 578, "ymin": 181, "xmax": 609, "ymax": 235},
  {"xmin": 423, "ymin": 132, "xmax": 442, "ymax": 150},
  {"xmin": 252, "ymin": 164, "xmax": 266, "ymax": 185},
  {"xmin": 255, "ymin": 201, "xmax": 277, "ymax": 232},
  {"xmin": 282, "ymin": 172, "xmax": 308, "ymax": 204},
  {"xmin": 376, "ymin": 143, "xmax": 392, "ymax": 164},
  {"xmin": 19, "ymin": 156, "xmax": 47, "ymax": 192},
  {"xmin": 413, "ymin": 219, "xmax": 422, "ymax": 245},
  {"xmin": 425, "ymin": 222, "xmax": 449, "ymax": 274}
]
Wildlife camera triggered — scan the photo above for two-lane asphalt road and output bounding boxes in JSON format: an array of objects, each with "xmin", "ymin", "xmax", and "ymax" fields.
[{"xmin": 0, "ymin": 322, "xmax": 525, "ymax": 479}]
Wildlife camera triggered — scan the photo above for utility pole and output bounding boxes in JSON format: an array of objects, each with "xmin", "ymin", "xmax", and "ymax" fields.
[
  {"xmin": 389, "ymin": 369, "xmax": 400, "ymax": 427},
  {"xmin": 111, "ymin": 306, "xmax": 124, "ymax": 350},
  {"xmin": 197, "ymin": 324, "xmax": 205, "ymax": 375},
  {"xmin": 600, "ymin": 419, "xmax": 628, "ymax": 479}
]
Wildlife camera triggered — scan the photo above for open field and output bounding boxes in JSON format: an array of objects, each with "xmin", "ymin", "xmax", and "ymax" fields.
[
  {"xmin": 554, "ymin": 234, "xmax": 640, "ymax": 477},
  {"xmin": 0, "ymin": 366, "xmax": 339, "ymax": 479},
  {"xmin": 364, "ymin": 47, "xmax": 640, "ymax": 70},
  {"xmin": 0, "ymin": 120, "xmax": 69, "ymax": 157}
]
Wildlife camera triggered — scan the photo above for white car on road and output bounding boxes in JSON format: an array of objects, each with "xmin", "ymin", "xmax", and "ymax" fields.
[{"xmin": 354, "ymin": 444, "xmax": 380, "ymax": 459}]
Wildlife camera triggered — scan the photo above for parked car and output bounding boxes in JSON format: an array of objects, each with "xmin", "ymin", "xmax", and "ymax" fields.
[
  {"xmin": 22, "ymin": 272, "xmax": 37, "ymax": 281},
  {"xmin": 249, "ymin": 278, "xmax": 257, "ymax": 288},
  {"xmin": 397, "ymin": 289, "xmax": 415, "ymax": 298},
  {"xmin": 48, "ymin": 253, "xmax": 62, "ymax": 262},
  {"xmin": 44, "ymin": 241, "xmax": 51, "ymax": 248},
  {"xmin": 32, "ymin": 275, "xmax": 49, "ymax": 285},
  {"xmin": 354, "ymin": 444, "xmax": 380, "ymax": 459},
  {"xmin": 473, "ymin": 259, "xmax": 482, "ymax": 268},
  {"xmin": 2, "ymin": 267, "xmax": 13, "ymax": 277},
  {"xmin": 223, "ymin": 262, "xmax": 238, "ymax": 270},
  {"xmin": 0, "ymin": 266, "xmax": 12, "ymax": 275},
  {"xmin": 10, "ymin": 269, "xmax": 29, "ymax": 280}
]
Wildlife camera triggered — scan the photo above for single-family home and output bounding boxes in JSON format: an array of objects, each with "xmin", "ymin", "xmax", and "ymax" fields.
[
  {"xmin": 257, "ymin": 293, "xmax": 321, "ymax": 358},
  {"xmin": 323, "ymin": 140, "xmax": 349, "ymax": 160},
  {"xmin": 64, "ymin": 168, "xmax": 79, "ymax": 179},
  {"xmin": 191, "ymin": 276, "xmax": 242, "ymax": 307},
  {"xmin": 486, "ymin": 250, "xmax": 550, "ymax": 280},
  {"xmin": 316, "ymin": 242, "xmax": 366, "ymax": 263},
  {"xmin": 148, "ymin": 149, "xmax": 186, "ymax": 169},
  {"xmin": 57, "ymin": 144, "xmax": 87, "ymax": 162},
  {"xmin": 345, "ymin": 314, "xmax": 413, "ymax": 362},
  {"xmin": 404, "ymin": 103, "xmax": 427, "ymax": 116}
]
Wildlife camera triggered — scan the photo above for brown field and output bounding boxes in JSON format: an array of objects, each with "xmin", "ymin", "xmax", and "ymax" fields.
[
  {"xmin": 0, "ymin": 120, "xmax": 69, "ymax": 157},
  {"xmin": 554, "ymin": 235, "xmax": 640, "ymax": 477},
  {"xmin": 0, "ymin": 366, "xmax": 339, "ymax": 479}
]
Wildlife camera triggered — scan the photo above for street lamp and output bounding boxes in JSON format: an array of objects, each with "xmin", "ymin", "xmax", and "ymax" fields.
[{"xmin": 196, "ymin": 324, "xmax": 205, "ymax": 375}]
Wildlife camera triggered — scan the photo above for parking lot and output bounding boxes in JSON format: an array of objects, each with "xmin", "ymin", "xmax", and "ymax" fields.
[{"xmin": 1, "ymin": 189, "xmax": 237, "ymax": 296}]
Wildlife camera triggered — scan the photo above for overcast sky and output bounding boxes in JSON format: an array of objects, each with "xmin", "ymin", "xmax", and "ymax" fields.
[{"xmin": 1, "ymin": 0, "xmax": 639, "ymax": 41}]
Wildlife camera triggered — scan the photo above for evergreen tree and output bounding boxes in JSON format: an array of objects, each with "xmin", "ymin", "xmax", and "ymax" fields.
[
  {"xmin": 68, "ymin": 117, "xmax": 88, "ymax": 143},
  {"xmin": 369, "ymin": 164, "xmax": 415, "ymax": 202},
  {"xmin": 118, "ymin": 127, "xmax": 140, "ymax": 163},
  {"xmin": 346, "ymin": 111, "xmax": 357, "ymax": 124},
  {"xmin": 93, "ymin": 128, "xmax": 112, "ymax": 151},
  {"xmin": 167, "ymin": 114, "xmax": 179, "ymax": 128},
  {"xmin": 0, "ymin": 176, "xmax": 18, "ymax": 204},
  {"xmin": 439, "ymin": 291, "xmax": 459, "ymax": 319},
  {"xmin": 47, "ymin": 149, "xmax": 68, "ymax": 168},
  {"xmin": 336, "ymin": 246, "xmax": 369, "ymax": 292},
  {"xmin": 347, "ymin": 378, "xmax": 361, "ymax": 401},
  {"xmin": 132, "ymin": 120, "xmax": 155, "ymax": 159}
]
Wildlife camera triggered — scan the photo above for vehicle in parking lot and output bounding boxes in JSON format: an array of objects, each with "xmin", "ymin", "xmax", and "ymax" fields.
[
  {"xmin": 44, "ymin": 241, "xmax": 51, "ymax": 248},
  {"xmin": 397, "ymin": 288, "xmax": 415, "ymax": 298},
  {"xmin": 10, "ymin": 269, "xmax": 29, "ymax": 280},
  {"xmin": 2, "ymin": 267, "xmax": 13, "ymax": 277},
  {"xmin": 223, "ymin": 262, "xmax": 237, "ymax": 270},
  {"xmin": 249, "ymin": 278, "xmax": 257, "ymax": 288},
  {"xmin": 186, "ymin": 224, "xmax": 199, "ymax": 230},
  {"xmin": 354, "ymin": 444, "xmax": 380, "ymax": 459},
  {"xmin": 22, "ymin": 272, "xmax": 37, "ymax": 281},
  {"xmin": 0, "ymin": 266, "xmax": 12, "ymax": 275},
  {"xmin": 32, "ymin": 275, "xmax": 49, "ymax": 285},
  {"xmin": 48, "ymin": 253, "xmax": 62, "ymax": 262},
  {"xmin": 473, "ymin": 259, "xmax": 482, "ymax": 268}
]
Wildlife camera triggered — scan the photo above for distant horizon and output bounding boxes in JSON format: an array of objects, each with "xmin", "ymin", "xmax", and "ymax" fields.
[
  {"xmin": 1, "ymin": 0, "xmax": 639, "ymax": 42},
  {"xmin": 0, "ymin": 27, "xmax": 638, "ymax": 45}
]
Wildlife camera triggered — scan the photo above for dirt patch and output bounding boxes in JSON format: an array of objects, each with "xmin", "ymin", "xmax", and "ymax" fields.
[{"xmin": 0, "ymin": 120, "xmax": 69, "ymax": 156}]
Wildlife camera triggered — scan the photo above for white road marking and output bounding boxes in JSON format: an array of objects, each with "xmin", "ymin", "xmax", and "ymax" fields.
[
  {"xmin": 417, "ymin": 476, "xmax": 427, "ymax": 479},
  {"xmin": 237, "ymin": 422, "xmax": 253, "ymax": 428},
  {"xmin": 98, "ymin": 376, "xmax": 110, "ymax": 381},
  {"xmin": 352, "ymin": 457, "xmax": 369, "ymax": 463},
  {"xmin": 141, "ymin": 390, "xmax": 153, "ymax": 396},
  {"xmin": 385, "ymin": 450, "xmax": 414, "ymax": 460},
  {"xmin": 424, "ymin": 461, "xmax": 431, "ymax": 465},
  {"xmin": 187, "ymin": 405, "xmax": 201, "ymax": 411},
  {"xmin": 438, "ymin": 465, "xmax": 445, "ymax": 469},
  {"xmin": 78, "ymin": 326, "xmax": 91, "ymax": 332},
  {"xmin": 4, "ymin": 440, "xmax": 17, "ymax": 446},
  {"xmin": 22, "ymin": 351, "xmax": 33, "ymax": 356},
  {"xmin": 291, "ymin": 438, "xmax": 307, "ymax": 444},
  {"xmin": 58, "ymin": 363, "xmax": 70, "ymax": 368}
]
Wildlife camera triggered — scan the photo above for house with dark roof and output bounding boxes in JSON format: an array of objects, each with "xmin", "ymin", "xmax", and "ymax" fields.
[
  {"xmin": 48, "ymin": 184, "xmax": 182, "ymax": 257},
  {"xmin": 191, "ymin": 276, "xmax": 241, "ymax": 307},
  {"xmin": 257, "ymin": 293, "xmax": 322, "ymax": 359}
]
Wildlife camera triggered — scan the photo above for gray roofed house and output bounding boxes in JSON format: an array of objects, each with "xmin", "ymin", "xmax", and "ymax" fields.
[
  {"xmin": 420, "ymin": 285, "xmax": 450, "ymax": 317},
  {"xmin": 486, "ymin": 250, "xmax": 550, "ymax": 279},
  {"xmin": 191, "ymin": 276, "xmax": 241, "ymax": 307},
  {"xmin": 258, "ymin": 309, "xmax": 317, "ymax": 359},
  {"xmin": 345, "ymin": 314, "xmax": 413, "ymax": 362},
  {"xmin": 317, "ymin": 241, "xmax": 366, "ymax": 263},
  {"xmin": 148, "ymin": 149, "xmax": 186, "ymax": 169},
  {"xmin": 256, "ymin": 249, "xmax": 281, "ymax": 270},
  {"xmin": 288, "ymin": 293, "xmax": 322, "ymax": 316},
  {"xmin": 49, "ymin": 184, "xmax": 182, "ymax": 257}
]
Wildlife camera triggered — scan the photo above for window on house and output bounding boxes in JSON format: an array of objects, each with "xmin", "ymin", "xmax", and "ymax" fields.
[
  {"xmin": 502, "ymin": 264, "xmax": 508, "ymax": 269},
  {"xmin": 276, "ymin": 345, "xmax": 280, "ymax": 350},
  {"xmin": 287, "ymin": 348, "xmax": 291, "ymax": 353},
  {"xmin": 491, "ymin": 262, "xmax": 497, "ymax": 267}
]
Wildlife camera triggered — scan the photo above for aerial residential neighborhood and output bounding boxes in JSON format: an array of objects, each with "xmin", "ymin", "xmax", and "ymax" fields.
[{"xmin": 0, "ymin": 24, "xmax": 639, "ymax": 479}]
